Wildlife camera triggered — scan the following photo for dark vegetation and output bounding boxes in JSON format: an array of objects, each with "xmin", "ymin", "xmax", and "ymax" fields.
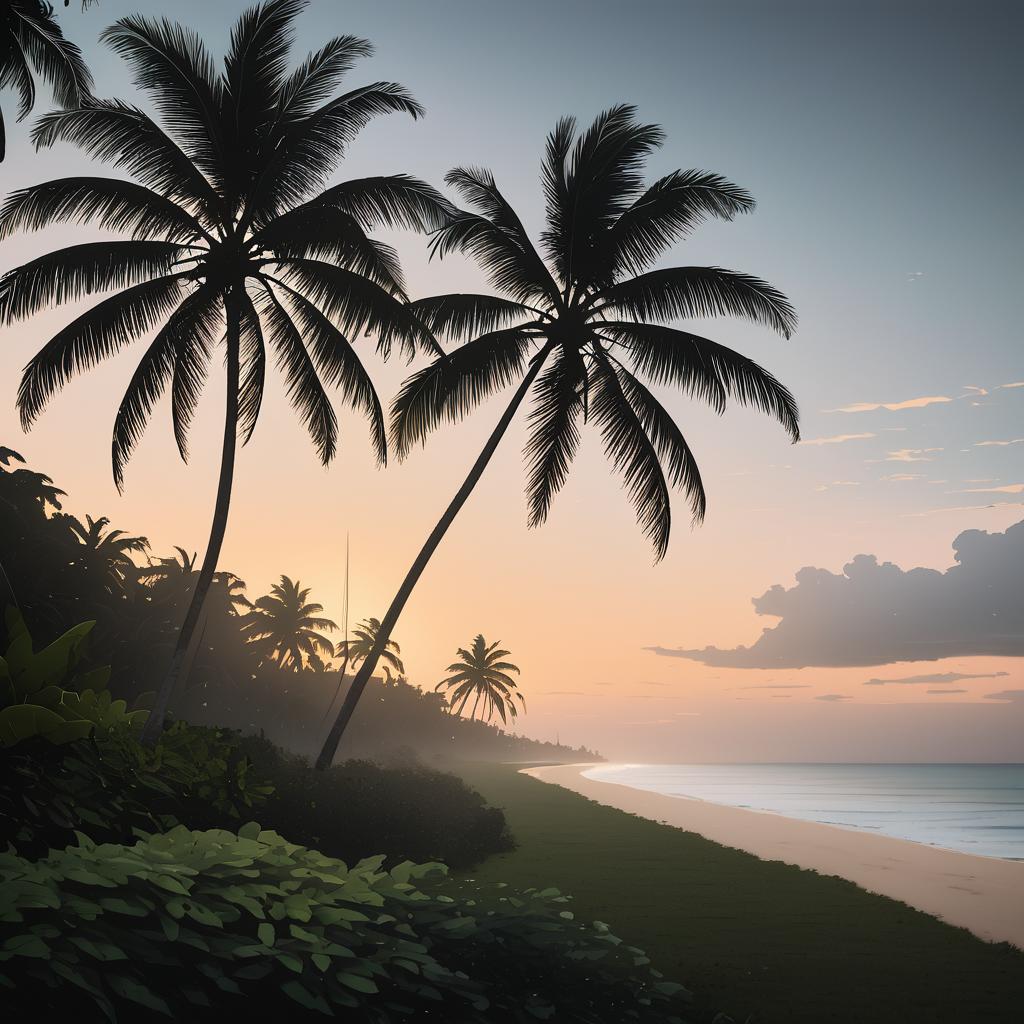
[{"xmin": 0, "ymin": 445, "xmax": 597, "ymax": 766}]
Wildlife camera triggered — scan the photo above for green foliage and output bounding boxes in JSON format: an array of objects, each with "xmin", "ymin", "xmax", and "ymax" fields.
[
  {"xmin": 0, "ymin": 609, "xmax": 145, "ymax": 748},
  {"xmin": 0, "ymin": 824, "xmax": 692, "ymax": 1022},
  {"xmin": 0, "ymin": 722, "xmax": 273, "ymax": 859},
  {"xmin": 241, "ymin": 737, "xmax": 513, "ymax": 869}
]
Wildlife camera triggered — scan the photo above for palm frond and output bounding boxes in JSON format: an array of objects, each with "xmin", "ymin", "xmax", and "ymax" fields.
[
  {"xmin": 407, "ymin": 293, "xmax": 538, "ymax": 343},
  {"xmin": 276, "ymin": 282, "xmax": 386, "ymax": 465},
  {"xmin": 32, "ymin": 99, "xmax": 223, "ymax": 222},
  {"xmin": 1, "ymin": 26, "xmax": 36, "ymax": 121},
  {"xmin": 10, "ymin": 1, "xmax": 92, "ymax": 108},
  {"xmin": 601, "ymin": 170, "xmax": 755, "ymax": 277},
  {"xmin": 312, "ymin": 175, "xmax": 455, "ymax": 232},
  {"xmin": 111, "ymin": 284, "xmax": 221, "ymax": 489},
  {"xmin": 524, "ymin": 346, "xmax": 585, "ymax": 528},
  {"xmin": 605, "ymin": 355, "xmax": 706, "ymax": 523},
  {"xmin": 237, "ymin": 289, "xmax": 267, "ymax": 446},
  {"xmin": 603, "ymin": 322, "xmax": 800, "ymax": 440},
  {"xmin": 0, "ymin": 176, "xmax": 208, "ymax": 243},
  {"xmin": 0, "ymin": 240, "xmax": 187, "ymax": 323},
  {"xmin": 588, "ymin": 351, "xmax": 671, "ymax": 559},
  {"xmin": 257, "ymin": 284, "xmax": 338, "ymax": 464},
  {"xmin": 18, "ymin": 273, "xmax": 189, "ymax": 428},
  {"xmin": 596, "ymin": 265, "xmax": 797, "ymax": 339},
  {"xmin": 391, "ymin": 327, "xmax": 538, "ymax": 459},
  {"xmin": 100, "ymin": 15, "xmax": 224, "ymax": 183},
  {"xmin": 277, "ymin": 34, "xmax": 373, "ymax": 120}
]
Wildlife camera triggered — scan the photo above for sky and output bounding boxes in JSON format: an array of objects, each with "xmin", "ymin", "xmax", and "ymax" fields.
[{"xmin": 1, "ymin": 0, "xmax": 1022, "ymax": 761}]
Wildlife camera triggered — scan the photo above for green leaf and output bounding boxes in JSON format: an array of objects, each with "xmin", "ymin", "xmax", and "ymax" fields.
[{"xmin": 257, "ymin": 922, "xmax": 275, "ymax": 947}]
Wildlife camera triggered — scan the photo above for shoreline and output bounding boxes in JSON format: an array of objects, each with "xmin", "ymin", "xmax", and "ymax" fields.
[{"xmin": 522, "ymin": 762, "xmax": 1024, "ymax": 949}]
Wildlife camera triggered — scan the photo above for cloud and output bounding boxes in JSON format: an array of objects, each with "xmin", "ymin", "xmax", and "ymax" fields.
[
  {"xmin": 881, "ymin": 448, "xmax": 942, "ymax": 463},
  {"xmin": 799, "ymin": 433, "xmax": 876, "ymax": 446},
  {"xmin": 998, "ymin": 382, "xmax": 1024, "ymax": 390},
  {"xmin": 927, "ymin": 689, "xmax": 967, "ymax": 695},
  {"xmin": 984, "ymin": 690, "xmax": 1024, "ymax": 703},
  {"xmin": 828, "ymin": 396, "xmax": 952, "ymax": 413},
  {"xmin": 956, "ymin": 484, "xmax": 1024, "ymax": 495},
  {"xmin": 975, "ymin": 439, "xmax": 1023, "ymax": 447},
  {"xmin": 904, "ymin": 501, "xmax": 1024, "ymax": 518},
  {"xmin": 647, "ymin": 519, "xmax": 1024, "ymax": 668},
  {"xmin": 816, "ymin": 694, "xmax": 852, "ymax": 702},
  {"xmin": 865, "ymin": 671, "xmax": 1009, "ymax": 686},
  {"xmin": 963, "ymin": 386, "xmax": 989, "ymax": 397},
  {"xmin": 882, "ymin": 473, "xmax": 925, "ymax": 481},
  {"xmin": 735, "ymin": 684, "xmax": 812, "ymax": 690}
]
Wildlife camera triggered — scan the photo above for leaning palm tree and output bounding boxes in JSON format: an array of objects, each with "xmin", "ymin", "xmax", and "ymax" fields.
[
  {"xmin": 0, "ymin": 0, "xmax": 92, "ymax": 161},
  {"xmin": 0, "ymin": 0, "xmax": 450, "ymax": 745},
  {"xmin": 244, "ymin": 575, "xmax": 336, "ymax": 672},
  {"xmin": 320, "ymin": 615, "xmax": 403, "ymax": 722},
  {"xmin": 316, "ymin": 105, "xmax": 799, "ymax": 768},
  {"xmin": 436, "ymin": 634, "xmax": 524, "ymax": 724}
]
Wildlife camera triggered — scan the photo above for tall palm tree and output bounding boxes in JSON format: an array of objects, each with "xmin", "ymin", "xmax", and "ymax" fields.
[
  {"xmin": 320, "ymin": 615, "xmax": 403, "ymax": 722},
  {"xmin": 316, "ymin": 105, "xmax": 799, "ymax": 768},
  {"xmin": 244, "ymin": 575, "xmax": 336, "ymax": 672},
  {"xmin": 0, "ymin": 0, "xmax": 451, "ymax": 745},
  {"xmin": 0, "ymin": 0, "xmax": 92, "ymax": 162},
  {"xmin": 436, "ymin": 634, "xmax": 523, "ymax": 724}
]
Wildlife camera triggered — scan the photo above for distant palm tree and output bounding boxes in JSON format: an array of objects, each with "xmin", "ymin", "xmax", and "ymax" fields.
[
  {"xmin": 436, "ymin": 634, "xmax": 524, "ymax": 724},
  {"xmin": 0, "ymin": 0, "xmax": 450, "ymax": 745},
  {"xmin": 0, "ymin": 0, "xmax": 92, "ymax": 161},
  {"xmin": 320, "ymin": 615, "xmax": 403, "ymax": 723},
  {"xmin": 244, "ymin": 575, "xmax": 337, "ymax": 672},
  {"xmin": 61, "ymin": 512, "xmax": 148, "ymax": 588},
  {"xmin": 335, "ymin": 617, "xmax": 405, "ymax": 681},
  {"xmin": 317, "ymin": 105, "xmax": 799, "ymax": 768}
]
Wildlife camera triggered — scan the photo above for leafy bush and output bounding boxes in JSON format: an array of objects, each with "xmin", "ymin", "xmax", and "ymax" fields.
[
  {"xmin": 0, "ymin": 722, "xmax": 273, "ymax": 858},
  {"xmin": 0, "ymin": 610, "xmax": 142, "ymax": 748},
  {"xmin": 241, "ymin": 736, "xmax": 513, "ymax": 868},
  {"xmin": 0, "ymin": 824, "xmax": 691, "ymax": 1023}
]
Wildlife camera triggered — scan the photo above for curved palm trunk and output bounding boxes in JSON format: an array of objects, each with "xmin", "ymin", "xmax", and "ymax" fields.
[
  {"xmin": 314, "ymin": 343, "xmax": 554, "ymax": 770},
  {"xmin": 141, "ymin": 290, "xmax": 242, "ymax": 747},
  {"xmin": 470, "ymin": 690, "xmax": 482, "ymax": 722}
]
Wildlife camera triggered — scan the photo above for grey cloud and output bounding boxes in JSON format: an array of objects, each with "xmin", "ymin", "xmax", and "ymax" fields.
[
  {"xmin": 865, "ymin": 671, "xmax": 1009, "ymax": 686},
  {"xmin": 816, "ymin": 694, "xmax": 852, "ymax": 702},
  {"xmin": 984, "ymin": 690, "xmax": 1024, "ymax": 703},
  {"xmin": 648, "ymin": 519, "xmax": 1024, "ymax": 668},
  {"xmin": 927, "ymin": 689, "xmax": 967, "ymax": 694}
]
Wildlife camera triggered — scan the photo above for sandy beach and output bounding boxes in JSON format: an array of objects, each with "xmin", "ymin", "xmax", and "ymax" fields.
[{"xmin": 523, "ymin": 763, "xmax": 1024, "ymax": 950}]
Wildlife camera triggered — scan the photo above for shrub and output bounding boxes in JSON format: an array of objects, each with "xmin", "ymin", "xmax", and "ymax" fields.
[
  {"xmin": 0, "ymin": 824, "xmax": 691, "ymax": 1023},
  {"xmin": 0, "ymin": 722, "xmax": 273, "ymax": 858},
  {"xmin": 241, "ymin": 736, "xmax": 513, "ymax": 868}
]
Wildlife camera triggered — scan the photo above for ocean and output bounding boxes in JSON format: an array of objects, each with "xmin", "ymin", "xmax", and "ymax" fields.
[{"xmin": 582, "ymin": 763, "xmax": 1024, "ymax": 860}]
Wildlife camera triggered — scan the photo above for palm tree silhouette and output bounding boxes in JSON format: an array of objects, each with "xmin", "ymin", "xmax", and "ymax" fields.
[
  {"xmin": 316, "ymin": 105, "xmax": 799, "ymax": 768},
  {"xmin": 0, "ymin": 0, "xmax": 451, "ymax": 744},
  {"xmin": 436, "ymin": 634, "xmax": 524, "ymax": 724},
  {"xmin": 320, "ymin": 616, "xmax": 404, "ymax": 723},
  {"xmin": 61, "ymin": 512, "xmax": 148, "ymax": 590},
  {"xmin": 0, "ymin": 0, "xmax": 92, "ymax": 162},
  {"xmin": 244, "ymin": 575, "xmax": 337, "ymax": 672}
]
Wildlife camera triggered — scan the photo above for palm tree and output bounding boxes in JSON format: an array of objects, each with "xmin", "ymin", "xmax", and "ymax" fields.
[
  {"xmin": 0, "ymin": 0, "xmax": 92, "ymax": 162},
  {"xmin": 244, "ymin": 575, "xmax": 336, "ymax": 672},
  {"xmin": 436, "ymin": 634, "xmax": 523, "ymax": 724},
  {"xmin": 320, "ymin": 615, "xmax": 403, "ymax": 723},
  {"xmin": 61, "ymin": 512, "xmax": 148, "ymax": 589},
  {"xmin": 316, "ymin": 105, "xmax": 799, "ymax": 768},
  {"xmin": 0, "ymin": 0, "xmax": 451, "ymax": 745}
]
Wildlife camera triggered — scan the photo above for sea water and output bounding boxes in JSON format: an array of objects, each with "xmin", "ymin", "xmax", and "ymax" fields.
[{"xmin": 582, "ymin": 763, "xmax": 1024, "ymax": 860}]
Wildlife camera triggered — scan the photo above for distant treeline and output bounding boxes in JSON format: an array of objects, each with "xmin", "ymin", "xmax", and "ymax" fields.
[{"xmin": 0, "ymin": 446, "xmax": 598, "ymax": 765}]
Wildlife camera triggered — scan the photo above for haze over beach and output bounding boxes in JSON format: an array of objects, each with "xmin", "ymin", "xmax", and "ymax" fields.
[{"xmin": 1, "ymin": 0, "xmax": 1021, "ymax": 764}]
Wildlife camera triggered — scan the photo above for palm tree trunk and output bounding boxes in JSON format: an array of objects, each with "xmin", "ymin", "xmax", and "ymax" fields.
[
  {"xmin": 314, "ymin": 343, "xmax": 555, "ymax": 770},
  {"xmin": 452, "ymin": 690, "xmax": 472, "ymax": 718},
  {"xmin": 470, "ymin": 690, "xmax": 482, "ymax": 722},
  {"xmin": 140, "ymin": 289, "xmax": 242, "ymax": 747}
]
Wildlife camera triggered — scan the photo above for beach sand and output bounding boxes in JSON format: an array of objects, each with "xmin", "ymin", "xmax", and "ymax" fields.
[{"xmin": 523, "ymin": 763, "xmax": 1024, "ymax": 949}]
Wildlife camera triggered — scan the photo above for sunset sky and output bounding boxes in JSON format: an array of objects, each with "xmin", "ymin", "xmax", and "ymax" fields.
[{"xmin": 1, "ymin": 0, "xmax": 1021, "ymax": 762}]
